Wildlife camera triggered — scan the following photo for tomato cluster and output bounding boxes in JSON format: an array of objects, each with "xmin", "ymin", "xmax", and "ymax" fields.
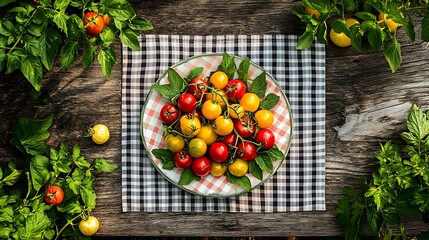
[
  {"xmin": 159, "ymin": 70, "xmax": 277, "ymax": 179},
  {"xmin": 82, "ymin": 11, "xmax": 111, "ymax": 37}
]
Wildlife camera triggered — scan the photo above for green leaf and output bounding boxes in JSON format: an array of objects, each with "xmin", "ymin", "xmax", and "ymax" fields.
[
  {"xmin": 5, "ymin": 52, "xmax": 21, "ymax": 74},
  {"xmin": 248, "ymin": 160, "xmax": 263, "ymax": 180},
  {"xmin": 93, "ymin": 158, "xmax": 118, "ymax": 172},
  {"xmin": 0, "ymin": 0, "xmax": 16, "ymax": 7},
  {"xmin": 151, "ymin": 148, "xmax": 174, "ymax": 165},
  {"xmin": 0, "ymin": 20, "xmax": 14, "ymax": 37},
  {"xmin": 355, "ymin": 12, "xmax": 376, "ymax": 21},
  {"xmin": 383, "ymin": 38, "xmax": 402, "ymax": 73},
  {"xmin": 267, "ymin": 145, "xmax": 286, "ymax": 160},
  {"xmin": 178, "ymin": 168, "xmax": 200, "ymax": 185},
  {"xmin": 366, "ymin": 205, "xmax": 382, "ymax": 234},
  {"xmin": 60, "ymin": 40, "xmax": 78, "ymax": 69},
  {"xmin": 40, "ymin": 28, "xmax": 62, "ymax": 71},
  {"xmin": 226, "ymin": 172, "xmax": 251, "ymax": 191},
  {"xmin": 315, "ymin": 21, "xmax": 328, "ymax": 45},
  {"xmin": 1, "ymin": 167, "xmax": 22, "ymax": 186},
  {"xmin": 217, "ymin": 52, "xmax": 236, "ymax": 79},
  {"xmin": 167, "ymin": 68, "xmax": 186, "ymax": 92},
  {"xmin": 0, "ymin": 206, "xmax": 14, "ymax": 222},
  {"xmin": 406, "ymin": 104, "xmax": 429, "ymax": 141},
  {"xmin": 106, "ymin": 0, "xmax": 136, "ymax": 21},
  {"xmin": 152, "ymin": 84, "xmax": 181, "ymax": 100},
  {"xmin": 98, "ymin": 47, "xmax": 117, "ymax": 77},
  {"xmin": 259, "ymin": 93, "xmax": 280, "ymax": 110},
  {"xmin": 296, "ymin": 28, "xmax": 315, "ymax": 49},
  {"xmin": 100, "ymin": 26, "xmax": 116, "ymax": 47},
  {"xmin": 23, "ymin": 35, "xmax": 42, "ymax": 57},
  {"xmin": 53, "ymin": 12, "xmax": 69, "ymax": 34},
  {"xmin": 362, "ymin": 21, "xmax": 383, "ymax": 51},
  {"xmin": 237, "ymin": 58, "xmax": 250, "ymax": 81},
  {"xmin": 20, "ymin": 55, "xmax": 43, "ymax": 91},
  {"xmin": 422, "ymin": 12, "xmax": 429, "ymax": 42},
  {"xmin": 119, "ymin": 29, "xmax": 140, "ymax": 51},
  {"xmin": 10, "ymin": 114, "xmax": 53, "ymax": 156},
  {"xmin": 80, "ymin": 187, "xmax": 96, "ymax": 211},
  {"xmin": 28, "ymin": 23, "xmax": 45, "ymax": 37},
  {"xmin": 18, "ymin": 211, "xmax": 52, "ymax": 239},
  {"xmin": 185, "ymin": 67, "xmax": 204, "ymax": 83},
  {"xmin": 332, "ymin": 19, "xmax": 351, "ymax": 38},
  {"xmin": 251, "ymin": 71, "xmax": 267, "ymax": 98},
  {"xmin": 30, "ymin": 155, "xmax": 50, "ymax": 191},
  {"xmin": 255, "ymin": 153, "xmax": 273, "ymax": 173},
  {"xmin": 67, "ymin": 14, "xmax": 86, "ymax": 40},
  {"xmin": 82, "ymin": 45, "xmax": 96, "ymax": 69},
  {"xmin": 129, "ymin": 17, "xmax": 153, "ymax": 31},
  {"xmin": 54, "ymin": 0, "xmax": 71, "ymax": 11},
  {"xmin": 57, "ymin": 196, "xmax": 83, "ymax": 214}
]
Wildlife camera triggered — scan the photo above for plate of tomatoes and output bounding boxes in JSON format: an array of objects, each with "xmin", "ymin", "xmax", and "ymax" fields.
[{"xmin": 141, "ymin": 52, "xmax": 292, "ymax": 197}]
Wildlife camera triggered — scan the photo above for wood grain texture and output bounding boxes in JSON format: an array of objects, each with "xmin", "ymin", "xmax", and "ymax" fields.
[{"xmin": 1, "ymin": 0, "xmax": 429, "ymax": 237}]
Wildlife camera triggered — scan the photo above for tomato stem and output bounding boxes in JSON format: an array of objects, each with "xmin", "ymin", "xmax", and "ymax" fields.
[{"xmin": 54, "ymin": 213, "xmax": 83, "ymax": 240}]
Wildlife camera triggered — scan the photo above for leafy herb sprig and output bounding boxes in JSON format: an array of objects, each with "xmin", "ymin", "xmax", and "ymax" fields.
[
  {"xmin": 0, "ymin": 115, "xmax": 118, "ymax": 239},
  {"xmin": 336, "ymin": 104, "xmax": 429, "ymax": 239},
  {"xmin": 0, "ymin": 0, "xmax": 153, "ymax": 91},
  {"xmin": 293, "ymin": 0, "xmax": 429, "ymax": 73}
]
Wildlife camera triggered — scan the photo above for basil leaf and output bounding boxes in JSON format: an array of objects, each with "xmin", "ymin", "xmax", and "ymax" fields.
[
  {"xmin": 20, "ymin": 55, "xmax": 43, "ymax": 91},
  {"xmin": 57, "ymin": 196, "xmax": 83, "ymax": 214},
  {"xmin": 406, "ymin": 104, "xmax": 429, "ymax": 140},
  {"xmin": 54, "ymin": 0, "xmax": 71, "ymax": 11},
  {"xmin": 217, "ymin": 52, "xmax": 236, "ymax": 79},
  {"xmin": 30, "ymin": 155, "xmax": 50, "ymax": 191},
  {"xmin": 67, "ymin": 14, "xmax": 86, "ymax": 40},
  {"xmin": 237, "ymin": 57, "xmax": 250, "ymax": 81},
  {"xmin": 255, "ymin": 153, "xmax": 273, "ymax": 173},
  {"xmin": 251, "ymin": 71, "xmax": 267, "ymax": 98},
  {"xmin": 80, "ymin": 187, "xmax": 96, "ymax": 211},
  {"xmin": 152, "ymin": 84, "xmax": 181, "ymax": 100},
  {"xmin": 106, "ymin": 0, "xmax": 136, "ymax": 21},
  {"xmin": 98, "ymin": 47, "xmax": 117, "ymax": 77},
  {"xmin": 178, "ymin": 168, "xmax": 200, "ymax": 185},
  {"xmin": 1, "ymin": 162, "xmax": 22, "ymax": 186},
  {"xmin": 93, "ymin": 158, "xmax": 118, "ymax": 172},
  {"xmin": 6, "ymin": 52, "xmax": 21, "ymax": 74},
  {"xmin": 82, "ymin": 44, "xmax": 96, "ymax": 69},
  {"xmin": 259, "ymin": 93, "xmax": 280, "ymax": 110},
  {"xmin": 151, "ymin": 148, "xmax": 174, "ymax": 169},
  {"xmin": 296, "ymin": 28, "xmax": 314, "ymax": 50},
  {"xmin": 185, "ymin": 67, "xmax": 203, "ymax": 83},
  {"xmin": 129, "ymin": 17, "xmax": 153, "ymax": 31},
  {"xmin": 248, "ymin": 160, "xmax": 263, "ymax": 180},
  {"xmin": 383, "ymin": 38, "xmax": 402, "ymax": 73},
  {"xmin": 354, "ymin": 12, "xmax": 376, "ymax": 21},
  {"xmin": 60, "ymin": 40, "xmax": 78, "ymax": 69},
  {"xmin": 315, "ymin": 21, "xmax": 328, "ymax": 45},
  {"xmin": 226, "ymin": 172, "xmax": 251, "ymax": 191},
  {"xmin": 20, "ymin": 211, "xmax": 52, "ymax": 239},
  {"xmin": 40, "ymin": 28, "xmax": 62, "ymax": 71},
  {"xmin": 119, "ymin": 29, "xmax": 140, "ymax": 51},
  {"xmin": 167, "ymin": 68, "xmax": 186, "ymax": 92},
  {"xmin": 267, "ymin": 145, "xmax": 286, "ymax": 160},
  {"xmin": 53, "ymin": 12, "xmax": 69, "ymax": 34},
  {"xmin": 100, "ymin": 26, "xmax": 116, "ymax": 47}
]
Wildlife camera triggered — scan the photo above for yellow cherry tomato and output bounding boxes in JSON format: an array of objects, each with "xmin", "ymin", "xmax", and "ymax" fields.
[
  {"xmin": 209, "ymin": 71, "xmax": 228, "ymax": 89},
  {"xmin": 378, "ymin": 13, "xmax": 400, "ymax": 32},
  {"xmin": 188, "ymin": 138, "xmax": 207, "ymax": 158},
  {"xmin": 179, "ymin": 115, "xmax": 201, "ymax": 137},
  {"xmin": 305, "ymin": 6, "xmax": 320, "ymax": 20},
  {"xmin": 213, "ymin": 116, "xmax": 234, "ymax": 136},
  {"xmin": 228, "ymin": 104, "xmax": 245, "ymax": 119},
  {"xmin": 196, "ymin": 125, "xmax": 218, "ymax": 145},
  {"xmin": 90, "ymin": 124, "xmax": 110, "ymax": 144},
  {"xmin": 201, "ymin": 100, "xmax": 222, "ymax": 120},
  {"xmin": 205, "ymin": 89, "xmax": 228, "ymax": 108},
  {"xmin": 329, "ymin": 18, "xmax": 359, "ymax": 48},
  {"xmin": 165, "ymin": 134, "xmax": 185, "ymax": 152},
  {"xmin": 239, "ymin": 93, "xmax": 260, "ymax": 112},
  {"xmin": 79, "ymin": 216, "xmax": 100, "ymax": 236},
  {"xmin": 228, "ymin": 159, "xmax": 249, "ymax": 177},
  {"xmin": 210, "ymin": 162, "xmax": 227, "ymax": 177},
  {"xmin": 254, "ymin": 109, "xmax": 274, "ymax": 129}
]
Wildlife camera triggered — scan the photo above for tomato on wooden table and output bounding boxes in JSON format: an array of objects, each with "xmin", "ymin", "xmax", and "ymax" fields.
[
  {"xmin": 83, "ymin": 12, "xmax": 105, "ymax": 36},
  {"xmin": 79, "ymin": 216, "xmax": 100, "ymax": 236},
  {"xmin": 90, "ymin": 124, "xmax": 110, "ymax": 144},
  {"xmin": 44, "ymin": 185, "xmax": 64, "ymax": 206}
]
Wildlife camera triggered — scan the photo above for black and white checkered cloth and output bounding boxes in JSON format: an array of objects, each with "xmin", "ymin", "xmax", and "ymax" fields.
[{"xmin": 121, "ymin": 35, "xmax": 326, "ymax": 212}]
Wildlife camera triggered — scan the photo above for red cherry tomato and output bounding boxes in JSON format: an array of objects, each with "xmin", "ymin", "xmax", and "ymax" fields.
[
  {"xmin": 188, "ymin": 77, "xmax": 209, "ymax": 99},
  {"xmin": 44, "ymin": 186, "xmax": 64, "ymax": 206},
  {"xmin": 255, "ymin": 129, "xmax": 275, "ymax": 150},
  {"xmin": 192, "ymin": 156, "xmax": 211, "ymax": 176},
  {"xmin": 160, "ymin": 104, "xmax": 180, "ymax": 124},
  {"xmin": 83, "ymin": 12, "xmax": 105, "ymax": 36},
  {"xmin": 177, "ymin": 93, "xmax": 197, "ymax": 113},
  {"xmin": 174, "ymin": 150, "xmax": 193, "ymax": 169},
  {"xmin": 224, "ymin": 79, "xmax": 246, "ymax": 99},
  {"xmin": 186, "ymin": 110, "xmax": 202, "ymax": 119},
  {"xmin": 221, "ymin": 132, "xmax": 237, "ymax": 147},
  {"xmin": 209, "ymin": 142, "xmax": 229, "ymax": 163},
  {"xmin": 234, "ymin": 117, "xmax": 256, "ymax": 139},
  {"xmin": 236, "ymin": 141, "xmax": 257, "ymax": 161}
]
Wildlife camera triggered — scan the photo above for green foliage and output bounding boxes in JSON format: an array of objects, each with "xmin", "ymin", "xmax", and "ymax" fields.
[
  {"xmin": 0, "ymin": 115, "xmax": 118, "ymax": 239},
  {"xmin": 0, "ymin": 0, "xmax": 153, "ymax": 91},
  {"xmin": 293, "ymin": 0, "xmax": 429, "ymax": 73},
  {"xmin": 336, "ymin": 104, "xmax": 429, "ymax": 239}
]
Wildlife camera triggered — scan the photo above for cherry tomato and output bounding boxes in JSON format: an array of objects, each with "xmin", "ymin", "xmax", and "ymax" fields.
[
  {"xmin": 221, "ymin": 132, "xmax": 237, "ymax": 147},
  {"xmin": 209, "ymin": 142, "xmax": 229, "ymax": 163},
  {"xmin": 79, "ymin": 216, "xmax": 100, "ymax": 236},
  {"xmin": 228, "ymin": 158, "xmax": 248, "ymax": 177},
  {"xmin": 186, "ymin": 110, "xmax": 201, "ymax": 119},
  {"xmin": 177, "ymin": 93, "xmax": 197, "ymax": 113},
  {"xmin": 254, "ymin": 109, "xmax": 274, "ymax": 129},
  {"xmin": 205, "ymin": 89, "xmax": 228, "ymax": 108},
  {"xmin": 228, "ymin": 104, "xmax": 245, "ymax": 119},
  {"xmin": 188, "ymin": 77, "xmax": 209, "ymax": 99},
  {"xmin": 83, "ymin": 12, "xmax": 105, "ymax": 36},
  {"xmin": 102, "ymin": 14, "xmax": 111, "ymax": 26},
  {"xmin": 44, "ymin": 186, "xmax": 64, "ymax": 206},
  {"xmin": 201, "ymin": 100, "xmax": 222, "ymax": 120},
  {"xmin": 240, "ymin": 93, "xmax": 260, "ymax": 112},
  {"xmin": 160, "ymin": 104, "xmax": 180, "ymax": 124},
  {"xmin": 234, "ymin": 117, "xmax": 256, "ymax": 139},
  {"xmin": 213, "ymin": 116, "xmax": 234, "ymax": 136},
  {"xmin": 192, "ymin": 156, "xmax": 211, "ymax": 176},
  {"xmin": 236, "ymin": 141, "xmax": 257, "ymax": 161},
  {"xmin": 90, "ymin": 124, "xmax": 110, "ymax": 144},
  {"xmin": 255, "ymin": 129, "xmax": 275, "ymax": 150},
  {"xmin": 196, "ymin": 124, "xmax": 218, "ymax": 145},
  {"xmin": 180, "ymin": 115, "xmax": 201, "ymax": 136},
  {"xmin": 209, "ymin": 71, "xmax": 228, "ymax": 89},
  {"xmin": 188, "ymin": 138, "xmax": 207, "ymax": 158},
  {"xmin": 210, "ymin": 162, "xmax": 227, "ymax": 177},
  {"xmin": 225, "ymin": 79, "xmax": 246, "ymax": 99},
  {"xmin": 165, "ymin": 134, "xmax": 185, "ymax": 152},
  {"xmin": 173, "ymin": 150, "xmax": 193, "ymax": 169}
]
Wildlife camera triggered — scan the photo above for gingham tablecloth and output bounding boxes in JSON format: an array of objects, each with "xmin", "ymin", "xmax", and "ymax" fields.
[{"xmin": 121, "ymin": 34, "xmax": 326, "ymax": 212}]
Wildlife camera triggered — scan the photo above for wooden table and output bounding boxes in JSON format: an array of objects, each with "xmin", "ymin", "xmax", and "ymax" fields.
[{"xmin": 1, "ymin": 0, "xmax": 429, "ymax": 237}]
